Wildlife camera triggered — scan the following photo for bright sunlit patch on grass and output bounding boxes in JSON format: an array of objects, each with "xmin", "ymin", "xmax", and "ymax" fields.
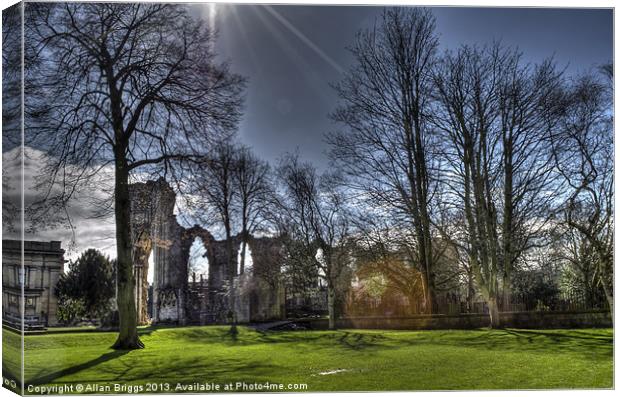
[{"xmin": 316, "ymin": 369, "xmax": 350, "ymax": 376}]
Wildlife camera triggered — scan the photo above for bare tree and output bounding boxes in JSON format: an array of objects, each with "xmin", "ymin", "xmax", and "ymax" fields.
[
  {"xmin": 25, "ymin": 3, "xmax": 245, "ymax": 348},
  {"xmin": 190, "ymin": 142, "xmax": 240, "ymax": 335},
  {"xmin": 432, "ymin": 44, "xmax": 563, "ymax": 327},
  {"xmin": 329, "ymin": 8, "xmax": 439, "ymax": 313},
  {"xmin": 233, "ymin": 146, "xmax": 272, "ymax": 274},
  {"xmin": 494, "ymin": 53, "xmax": 564, "ymax": 307},
  {"xmin": 554, "ymin": 225, "xmax": 605, "ymax": 309},
  {"xmin": 276, "ymin": 154, "xmax": 353, "ymax": 329},
  {"xmin": 553, "ymin": 71, "xmax": 613, "ymax": 314}
]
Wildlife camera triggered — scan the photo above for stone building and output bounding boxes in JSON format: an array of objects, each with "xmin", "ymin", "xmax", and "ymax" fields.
[{"xmin": 2, "ymin": 240, "xmax": 65, "ymax": 329}]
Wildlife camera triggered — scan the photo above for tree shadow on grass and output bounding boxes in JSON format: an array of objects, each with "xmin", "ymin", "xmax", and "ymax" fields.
[
  {"xmin": 395, "ymin": 328, "xmax": 614, "ymax": 359},
  {"xmin": 137, "ymin": 324, "xmax": 182, "ymax": 336},
  {"xmin": 138, "ymin": 325, "xmax": 389, "ymax": 352},
  {"xmin": 254, "ymin": 327, "xmax": 612, "ymax": 359},
  {"xmin": 169, "ymin": 326, "xmax": 257, "ymax": 346},
  {"xmin": 164, "ymin": 326, "xmax": 389, "ymax": 353},
  {"xmin": 258, "ymin": 330, "xmax": 340, "ymax": 346},
  {"xmin": 255, "ymin": 330, "xmax": 390, "ymax": 353},
  {"xmin": 27, "ymin": 350, "xmax": 130, "ymax": 386},
  {"xmin": 61, "ymin": 357, "xmax": 284, "ymax": 386},
  {"xmin": 516, "ymin": 328, "xmax": 612, "ymax": 341},
  {"xmin": 97, "ymin": 326, "xmax": 612, "ymax": 364},
  {"xmin": 500, "ymin": 328, "xmax": 612, "ymax": 354},
  {"xmin": 337, "ymin": 332, "xmax": 389, "ymax": 350}
]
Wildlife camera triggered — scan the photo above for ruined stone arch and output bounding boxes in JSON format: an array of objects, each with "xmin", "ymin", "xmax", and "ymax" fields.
[{"xmin": 130, "ymin": 178, "xmax": 286, "ymax": 325}]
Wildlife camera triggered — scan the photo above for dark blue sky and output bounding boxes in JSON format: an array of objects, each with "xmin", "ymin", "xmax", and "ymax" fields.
[{"xmin": 202, "ymin": 5, "xmax": 613, "ymax": 167}]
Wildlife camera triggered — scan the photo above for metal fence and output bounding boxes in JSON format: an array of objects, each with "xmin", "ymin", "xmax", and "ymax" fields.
[{"xmin": 499, "ymin": 291, "xmax": 609, "ymax": 313}]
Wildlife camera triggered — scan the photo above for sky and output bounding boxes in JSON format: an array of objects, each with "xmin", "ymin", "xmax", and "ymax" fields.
[
  {"xmin": 2, "ymin": 4, "xmax": 613, "ymax": 271},
  {"xmin": 200, "ymin": 4, "xmax": 613, "ymax": 168}
]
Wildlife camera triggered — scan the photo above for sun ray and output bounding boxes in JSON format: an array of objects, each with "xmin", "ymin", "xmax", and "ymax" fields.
[
  {"xmin": 262, "ymin": 5, "xmax": 345, "ymax": 74},
  {"xmin": 250, "ymin": 6, "xmax": 334, "ymax": 103},
  {"xmin": 228, "ymin": 5, "xmax": 261, "ymax": 70},
  {"xmin": 209, "ymin": 2, "xmax": 217, "ymax": 32}
]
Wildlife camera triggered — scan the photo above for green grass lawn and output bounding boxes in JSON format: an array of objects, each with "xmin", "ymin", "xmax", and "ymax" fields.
[{"xmin": 4, "ymin": 326, "xmax": 613, "ymax": 393}]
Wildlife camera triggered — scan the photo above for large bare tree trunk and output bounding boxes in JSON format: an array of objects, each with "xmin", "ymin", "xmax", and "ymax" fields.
[
  {"xmin": 406, "ymin": 121, "xmax": 436, "ymax": 315},
  {"xmin": 487, "ymin": 296, "xmax": 501, "ymax": 329},
  {"xmin": 112, "ymin": 160, "xmax": 144, "ymax": 350},
  {"xmin": 501, "ymin": 272, "xmax": 511, "ymax": 311},
  {"xmin": 415, "ymin": 116, "xmax": 436, "ymax": 315},
  {"xmin": 424, "ymin": 255, "xmax": 436, "ymax": 313},
  {"xmin": 420, "ymin": 269, "xmax": 436, "ymax": 314},
  {"xmin": 501, "ymin": 135, "xmax": 514, "ymax": 312},
  {"xmin": 466, "ymin": 268, "xmax": 475, "ymax": 313},
  {"xmin": 327, "ymin": 282, "xmax": 336, "ymax": 330}
]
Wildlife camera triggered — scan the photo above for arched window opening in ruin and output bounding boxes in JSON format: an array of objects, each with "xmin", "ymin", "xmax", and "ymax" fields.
[
  {"xmin": 147, "ymin": 249, "xmax": 155, "ymax": 285},
  {"xmin": 189, "ymin": 237, "xmax": 209, "ymax": 282},
  {"xmin": 237, "ymin": 242, "xmax": 254, "ymax": 275}
]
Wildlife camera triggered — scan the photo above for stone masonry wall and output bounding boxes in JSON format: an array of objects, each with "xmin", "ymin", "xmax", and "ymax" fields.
[{"xmin": 303, "ymin": 310, "xmax": 612, "ymax": 330}]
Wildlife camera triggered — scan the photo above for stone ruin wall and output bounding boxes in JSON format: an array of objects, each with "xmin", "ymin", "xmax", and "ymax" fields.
[{"xmin": 129, "ymin": 178, "xmax": 285, "ymax": 325}]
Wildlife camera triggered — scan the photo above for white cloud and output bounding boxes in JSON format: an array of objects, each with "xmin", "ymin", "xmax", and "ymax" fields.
[{"xmin": 3, "ymin": 146, "xmax": 117, "ymax": 262}]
